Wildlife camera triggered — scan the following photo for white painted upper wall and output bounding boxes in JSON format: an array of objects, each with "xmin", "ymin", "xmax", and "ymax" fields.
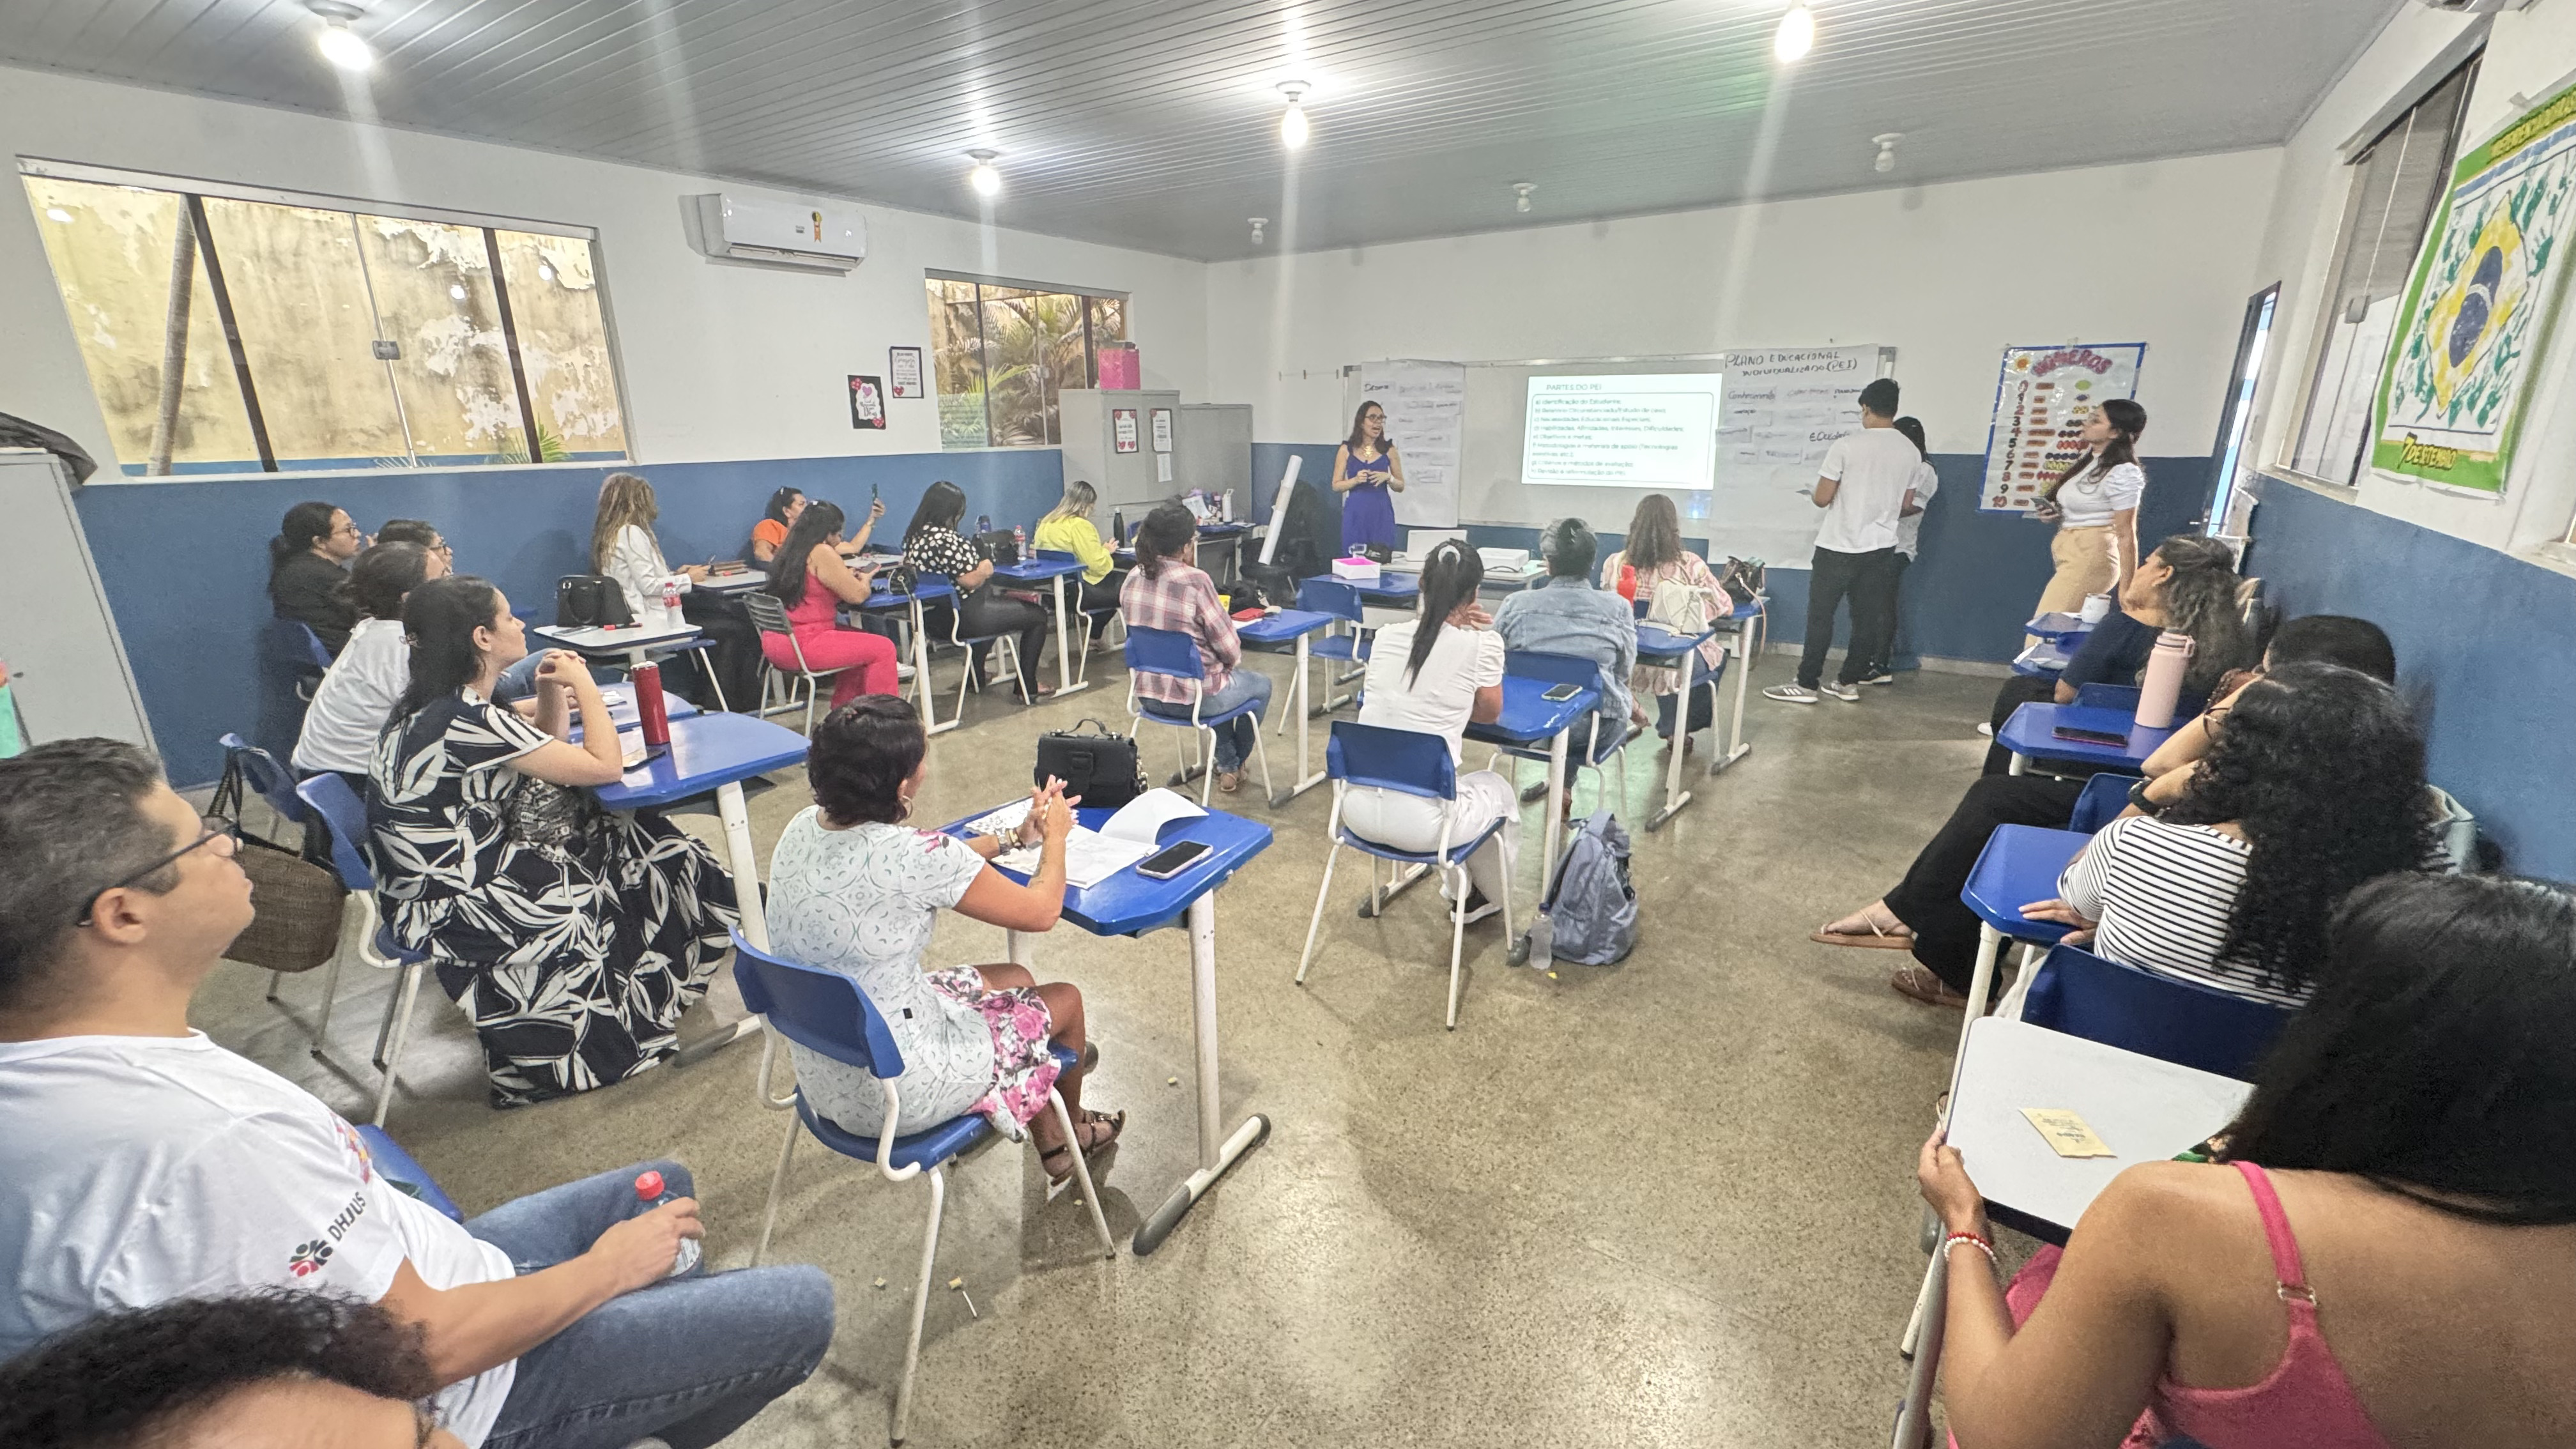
[
  {"xmin": 2247, "ymin": 4, "xmax": 2576, "ymax": 559},
  {"xmin": 1200, "ymin": 150, "xmax": 2283, "ymax": 458},
  {"xmin": 0, "ymin": 66, "xmax": 1209, "ymax": 473}
]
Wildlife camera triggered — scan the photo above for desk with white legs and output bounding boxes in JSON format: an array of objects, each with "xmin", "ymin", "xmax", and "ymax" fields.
[
  {"xmin": 1236, "ymin": 608, "xmax": 1337, "ymax": 806},
  {"xmin": 940, "ymin": 802, "xmax": 1276, "ymax": 1255},
  {"xmin": 1709, "ymin": 597, "xmax": 1763, "ymax": 774},
  {"xmin": 532, "ymin": 620, "xmax": 702, "ymax": 673},
  {"xmin": 1462, "ymin": 677, "xmax": 1598, "ymax": 964},
  {"xmin": 1632, "ymin": 621, "xmax": 1721, "ymax": 831},
  {"xmin": 990, "ymin": 553, "xmax": 1094, "ymax": 700},
  {"xmin": 846, "ymin": 578, "xmax": 962, "ymax": 735}
]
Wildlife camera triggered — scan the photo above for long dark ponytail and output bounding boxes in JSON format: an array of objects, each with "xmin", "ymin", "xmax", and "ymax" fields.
[
  {"xmin": 395, "ymin": 575, "xmax": 502, "ymax": 720},
  {"xmin": 1404, "ymin": 541, "xmax": 1486, "ymax": 687},
  {"xmin": 270, "ymin": 502, "xmax": 341, "ymax": 577},
  {"xmin": 2046, "ymin": 398, "xmax": 2145, "ymax": 500},
  {"xmin": 766, "ymin": 501, "xmax": 847, "ymax": 604}
]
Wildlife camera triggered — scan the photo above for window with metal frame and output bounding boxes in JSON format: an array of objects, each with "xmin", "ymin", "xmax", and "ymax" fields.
[
  {"xmin": 2280, "ymin": 58, "xmax": 2479, "ymax": 487},
  {"xmin": 20, "ymin": 161, "xmax": 630, "ymax": 477},
  {"xmin": 924, "ymin": 275, "xmax": 1128, "ymax": 449}
]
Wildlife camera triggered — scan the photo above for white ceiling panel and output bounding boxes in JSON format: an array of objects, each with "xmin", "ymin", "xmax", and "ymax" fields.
[{"xmin": 0, "ymin": 0, "xmax": 2401, "ymax": 260}]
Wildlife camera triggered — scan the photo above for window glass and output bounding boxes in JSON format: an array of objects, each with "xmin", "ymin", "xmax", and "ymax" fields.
[
  {"xmin": 928, "ymin": 279, "xmax": 988, "ymax": 448},
  {"xmin": 2286, "ymin": 61, "xmax": 2476, "ymax": 484},
  {"xmin": 202, "ymin": 197, "xmax": 408, "ymax": 467},
  {"xmin": 494, "ymin": 231, "xmax": 627, "ymax": 460},
  {"xmin": 22, "ymin": 176, "xmax": 257, "ymax": 474},
  {"xmin": 925, "ymin": 278, "xmax": 1130, "ymax": 448},
  {"xmin": 355, "ymin": 215, "xmax": 526, "ymax": 463}
]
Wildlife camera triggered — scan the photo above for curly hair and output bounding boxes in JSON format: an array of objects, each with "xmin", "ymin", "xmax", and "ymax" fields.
[
  {"xmin": 0, "ymin": 1290, "xmax": 438, "ymax": 1449},
  {"xmin": 809, "ymin": 694, "xmax": 925, "ymax": 825},
  {"xmin": 2160, "ymin": 661, "xmax": 2437, "ymax": 993}
]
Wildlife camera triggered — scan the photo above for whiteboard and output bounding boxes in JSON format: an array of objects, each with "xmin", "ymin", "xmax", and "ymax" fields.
[{"xmin": 1348, "ymin": 345, "xmax": 1891, "ymax": 562}]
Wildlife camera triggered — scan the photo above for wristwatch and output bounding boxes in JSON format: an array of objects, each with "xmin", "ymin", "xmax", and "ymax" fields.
[{"xmin": 2127, "ymin": 777, "xmax": 2163, "ymax": 816}]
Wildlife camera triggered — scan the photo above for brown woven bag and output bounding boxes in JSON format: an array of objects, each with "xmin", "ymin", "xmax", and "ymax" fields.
[{"xmin": 226, "ymin": 838, "xmax": 346, "ymax": 973}]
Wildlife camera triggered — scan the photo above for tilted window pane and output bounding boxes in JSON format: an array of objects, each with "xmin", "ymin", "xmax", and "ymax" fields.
[
  {"xmin": 201, "ymin": 197, "xmax": 408, "ymax": 467},
  {"xmin": 355, "ymin": 215, "xmax": 525, "ymax": 462},
  {"xmin": 926, "ymin": 278, "xmax": 990, "ymax": 448},
  {"xmin": 22, "ymin": 176, "xmax": 256, "ymax": 474},
  {"xmin": 980, "ymin": 290, "xmax": 1064, "ymax": 446},
  {"xmin": 493, "ymin": 231, "xmax": 628, "ymax": 461}
]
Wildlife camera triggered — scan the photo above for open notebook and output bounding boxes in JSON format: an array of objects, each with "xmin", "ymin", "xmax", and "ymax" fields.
[{"xmin": 975, "ymin": 788, "xmax": 1207, "ymax": 889}]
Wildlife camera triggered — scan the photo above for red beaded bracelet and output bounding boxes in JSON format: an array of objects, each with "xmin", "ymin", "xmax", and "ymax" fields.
[{"xmin": 1944, "ymin": 1231, "xmax": 1997, "ymax": 1266}]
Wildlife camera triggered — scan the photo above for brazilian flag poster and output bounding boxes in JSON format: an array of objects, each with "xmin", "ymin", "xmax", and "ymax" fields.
[{"xmin": 2371, "ymin": 80, "xmax": 2576, "ymax": 496}]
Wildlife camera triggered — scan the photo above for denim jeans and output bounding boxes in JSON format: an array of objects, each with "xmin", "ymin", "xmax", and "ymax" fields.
[
  {"xmin": 469, "ymin": 1160, "xmax": 836, "ymax": 1449},
  {"xmin": 493, "ymin": 652, "xmax": 545, "ymax": 705},
  {"xmin": 1144, "ymin": 668, "xmax": 1273, "ymax": 772}
]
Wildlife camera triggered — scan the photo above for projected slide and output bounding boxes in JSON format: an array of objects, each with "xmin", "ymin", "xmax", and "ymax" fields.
[{"xmin": 1521, "ymin": 374, "xmax": 1724, "ymax": 489}]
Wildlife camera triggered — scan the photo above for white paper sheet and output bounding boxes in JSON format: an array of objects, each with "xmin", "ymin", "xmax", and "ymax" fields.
[
  {"xmin": 993, "ymin": 830, "xmax": 1154, "ymax": 889},
  {"xmin": 1100, "ymin": 787, "xmax": 1205, "ymax": 844}
]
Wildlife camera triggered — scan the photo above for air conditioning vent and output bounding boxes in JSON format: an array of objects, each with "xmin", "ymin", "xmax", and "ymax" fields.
[{"xmin": 686, "ymin": 194, "xmax": 864, "ymax": 273}]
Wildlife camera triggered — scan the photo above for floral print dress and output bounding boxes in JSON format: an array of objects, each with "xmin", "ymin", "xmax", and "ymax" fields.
[
  {"xmin": 763, "ymin": 808, "xmax": 1062, "ymax": 1138},
  {"xmin": 1602, "ymin": 549, "xmax": 1732, "ymax": 698},
  {"xmin": 368, "ymin": 689, "xmax": 739, "ymax": 1108}
]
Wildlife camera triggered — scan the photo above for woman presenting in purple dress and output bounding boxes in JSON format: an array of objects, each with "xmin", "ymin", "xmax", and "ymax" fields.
[{"xmin": 1333, "ymin": 401, "xmax": 1406, "ymax": 555}]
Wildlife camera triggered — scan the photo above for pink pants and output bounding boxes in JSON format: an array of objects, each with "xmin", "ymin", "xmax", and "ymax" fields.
[{"xmin": 765, "ymin": 625, "xmax": 900, "ymax": 710}]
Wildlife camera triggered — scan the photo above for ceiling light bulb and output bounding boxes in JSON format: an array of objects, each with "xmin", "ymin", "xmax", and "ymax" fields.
[
  {"xmin": 966, "ymin": 149, "xmax": 1001, "ymax": 197},
  {"xmin": 316, "ymin": 19, "xmax": 373, "ymax": 70},
  {"xmin": 1512, "ymin": 182, "xmax": 1536, "ymax": 214},
  {"xmin": 1278, "ymin": 82, "xmax": 1311, "ymax": 150},
  {"xmin": 1774, "ymin": 3, "xmax": 1814, "ymax": 63},
  {"xmin": 1873, "ymin": 132, "xmax": 1901, "ymax": 173}
]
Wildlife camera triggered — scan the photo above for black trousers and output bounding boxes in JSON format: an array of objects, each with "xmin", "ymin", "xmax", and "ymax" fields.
[
  {"xmin": 1882, "ymin": 774, "xmax": 2087, "ymax": 992},
  {"xmin": 1859, "ymin": 552, "xmax": 1911, "ymax": 677},
  {"xmin": 677, "ymin": 591, "xmax": 762, "ymax": 711},
  {"xmin": 1983, "ymin": 673, "xmax": 2067, "ymax": 775},
  {"xmin": 1799, "ymin": 546, "xmax": 1897, "ymax": 689},
  {"xmin": 953, "ymin": 588, "xmax": 1052, "ymax": 687}
]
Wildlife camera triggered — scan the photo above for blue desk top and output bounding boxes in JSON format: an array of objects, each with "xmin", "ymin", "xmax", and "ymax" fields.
[
  {"xmin": 531, "ymin": 622, "xmax": 700, "ymax": 657},
  {"xmin": 850, "ymin": 577, "xmax": 958, "ymax": 615},
  {"xmin": 1997, "ymin": 703, "xmax": 2174, "ymax": 769},
  {"xmin": 593, "ymin": 711, "xmax": 809, "ymax": 811},
  {"xmin": 1304, "ymin": 571, "xmax": 1419, "ymax": 602},
  {"xmin": 1463, "ymin": 676, "xmax": 1599, "ymax": 747},
  {"xmin": 1963, "ymin": 825, "xmax": 2091, "ymax": 937},
  {"xmin": 2025, "ymin": 612, "xmax": 2096, "ymax": 645},
  {"xmin": 991, "ymin": 556, "xmax": 1087, "ymax": 584},
  {"xmin": 939, "ymin": 802, "xmax": 1274, "ymax": 937},
  {"xmin": 1633, "ymin": 624, "xmax": 1717, "ymax": 661},
  {"xmin": 1237, "ymin": 608, "xmax": 1335, "ymax": 646},
  {"xmin": 595, "ymin": 687, "xmax": 699, "ymax": 732}
]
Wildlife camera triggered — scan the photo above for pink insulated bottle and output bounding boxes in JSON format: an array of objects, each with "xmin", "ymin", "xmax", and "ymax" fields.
[{"xmin": 2133, "ymin": 631, "xmax": 2195, "ymax": 730}]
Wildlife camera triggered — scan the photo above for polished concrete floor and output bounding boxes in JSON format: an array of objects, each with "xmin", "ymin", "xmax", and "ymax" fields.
[{"xmin": 195, "ymin": 646, "xmax": 2005, "ymax": 1447}]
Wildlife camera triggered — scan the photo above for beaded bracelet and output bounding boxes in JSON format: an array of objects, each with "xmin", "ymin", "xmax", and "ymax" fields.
[{"xmin": 1944, "ymin": 1232, "xmax": 1997, "ymax": 1267}]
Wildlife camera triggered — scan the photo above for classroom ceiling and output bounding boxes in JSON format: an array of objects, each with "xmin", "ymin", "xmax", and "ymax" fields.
[{"xmin": 0, "ymin": 0, "xmax": 2399, "ymax": 262}]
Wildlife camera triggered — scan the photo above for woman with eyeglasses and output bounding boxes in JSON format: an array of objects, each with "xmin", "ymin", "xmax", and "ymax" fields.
[
  {"xmin": 291, "ymin": 541, "xmax": 448, "ymax": 792},
  {"xmin": 369, "ymin": 574, "xmax": 739, "ymax": 1107},
  {"xmin": 268, "ymin": 501, "xmax": 365, "ymax": 654},
  {"xmin": 1332, "ymin": 401, "xmax": 1406, "ymax": 557}
]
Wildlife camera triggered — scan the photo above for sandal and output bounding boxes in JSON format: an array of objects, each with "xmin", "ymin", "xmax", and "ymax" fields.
[
  {"xmin": 1811, "ymin": 902, "xmax": 1915, "ymax": 950},
  {"xmin": 1038, "ymin": 1108, "xmax": 1126, "ymax": 1184},
  {"xmin": 1216, "ymin": 770, "xmax": 1242, "ymax": 794},
  {"xmin": 1889, "ymin": 962, "xmax": 1968, "ymax": 1009}
]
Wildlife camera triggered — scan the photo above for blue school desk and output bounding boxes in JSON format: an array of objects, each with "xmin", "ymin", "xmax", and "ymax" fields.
[
  {"xmin": 1236, "ymin": 608, "xmax": 1338, "ymax": 805},
  {"xmin": 1996, "ymin": 703, "xmax": 2175, "ymax": 775},
  {"xmin": 1633, "ymin": 622, "xmax": 1721, "ymax": 830},
  {"xmin": 1463, "ymin": 675, "xmax": 1600, "ymax": 910},
  {"xmin": 845, "ymin": 575, "xmax": 966, "ymax": 736},
  {"xmin": 990, "ymin": 553, "xmax": 1094, "ymax": 700}
]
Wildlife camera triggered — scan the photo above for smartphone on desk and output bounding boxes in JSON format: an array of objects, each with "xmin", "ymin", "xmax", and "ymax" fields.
[
  {"xmin": 2052, "ymin": 724, "xmax": 2130, "ymax": 747},
  {"xmin": 1136, "ymin": 839, "xmax": 1212, "ymax": 880},
  {"xmin": 1541, "ymin": 682, "xmax": 1583, "ymax": 702}
]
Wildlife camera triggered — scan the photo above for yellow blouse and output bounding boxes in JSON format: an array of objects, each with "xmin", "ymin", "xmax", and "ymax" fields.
[{"xmin": 1034, "ymin": 513, "xmax": 1116, "ymax": 584}]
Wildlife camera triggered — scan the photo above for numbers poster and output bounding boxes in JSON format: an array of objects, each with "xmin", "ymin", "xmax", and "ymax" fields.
[{"xmin": 1979, "ymin": 343, "xmax": 2145, "ymax": 512}]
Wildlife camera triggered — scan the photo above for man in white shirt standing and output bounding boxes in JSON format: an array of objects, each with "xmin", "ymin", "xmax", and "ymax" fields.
[
  {"xmin": 1852, "ymin": 414, "xmax": 1940, "ymax": 686},
  {"xmin": 1765, "ymin": 377, "xmax": 1920, "ymax": 704},
  {"xmin": 0, "ymin": 739, "xmax": 834, "ymax": 1449}
]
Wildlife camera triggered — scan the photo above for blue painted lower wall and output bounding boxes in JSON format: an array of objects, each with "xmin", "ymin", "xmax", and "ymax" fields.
[
  {"xmin": 2242, "ymin": 478, "xmax": 2576, "ymax": 880},
  {"xmin": 1253, "ymin": 443, "xmax": 2211, "ymax": 664},
  {"xmin": 77, "ymin": 449, "xmax": 1066, "ymax": 786}
]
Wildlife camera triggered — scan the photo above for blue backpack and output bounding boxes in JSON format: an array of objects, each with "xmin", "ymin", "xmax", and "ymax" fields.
[{"xmin": 1526, "ymin": 811, "xmax": 1637, "ymax": 967}]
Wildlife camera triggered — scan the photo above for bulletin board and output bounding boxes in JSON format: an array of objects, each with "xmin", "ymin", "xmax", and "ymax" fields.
[{"xmin": 1978, "ymin": 343, "xmax": 2145, "ymax": 512}]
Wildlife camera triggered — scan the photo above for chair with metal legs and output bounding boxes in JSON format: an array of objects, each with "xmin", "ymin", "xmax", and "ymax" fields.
[
  {"xmin": 293, "ymin": 773, "xmax": 436, "ymax": 1128},
  {"xmin": 732, "ymin": 933, "xmax": 1115, "ymax": 1447},
  {"xmin": 1122, "ymin": 625, "xmax": 1275, "ymax": 806},
  {"xmin": 744, "ymin": 591, "xmax": 848, "ymax": 733}
]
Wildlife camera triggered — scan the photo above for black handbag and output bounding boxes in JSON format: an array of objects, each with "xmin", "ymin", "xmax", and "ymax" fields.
[
  {"xmin": 555, "ymin": 574, "xmax": 635, "ymax": 627},
  {"xmin": 1034, "ymin": 719, "xmax": 1146, "ymax": 809},
  {"xmin": 974, "ymin": 529, "xmax": 1022, "ymax": 566}
]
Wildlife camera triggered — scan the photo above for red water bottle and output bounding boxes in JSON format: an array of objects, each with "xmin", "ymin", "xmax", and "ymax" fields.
[
  {"xmin": 632, "ymin": 661, "xmax": 670, "ymax": 749},
  {"xmin": 633, "ymin": 1170, "xmax": 700, "ymax": 1275}
]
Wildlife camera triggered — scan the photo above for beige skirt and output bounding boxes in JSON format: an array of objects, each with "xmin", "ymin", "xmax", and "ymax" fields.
[{"xmin": 2032, "ymin": 525, "xmax": 2118, "ymax": 639}]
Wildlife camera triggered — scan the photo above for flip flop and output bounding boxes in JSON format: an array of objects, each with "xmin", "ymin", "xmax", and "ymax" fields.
[{"xmin": 1810, "ymin": 928, "xmax": 1917, "ymax": 950}]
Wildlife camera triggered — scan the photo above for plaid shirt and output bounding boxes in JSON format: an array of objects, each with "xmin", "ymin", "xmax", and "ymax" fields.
[{"xmin": 1118, "ymin": 561, "xmax": 1239, "ymax": 704}]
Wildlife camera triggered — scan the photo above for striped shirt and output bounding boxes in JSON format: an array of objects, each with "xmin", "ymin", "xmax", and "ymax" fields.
[
  {"xmin": 2057, "ymin": 815, "xmax": 2297, "ymax": 1007},
  {"xmin": 1117, "ymin": 559, "xmax": 1239, "ymax": 705}
]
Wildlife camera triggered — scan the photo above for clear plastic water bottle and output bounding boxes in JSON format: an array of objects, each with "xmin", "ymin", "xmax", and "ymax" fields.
[
  {"xmin": 633, "ymin": 1170, "xmax": 699, "ymax": 1276},
  {"xmin": 1012, "ymin": 523, "xmax": 1026, "ymax": 558},
  {"xmin": 658, "ymin": 578, "xmax": 682, "ymax": 629},
  {"xmin": 977, "ymin": 514, "xmax": 992, "ymax": 537}
]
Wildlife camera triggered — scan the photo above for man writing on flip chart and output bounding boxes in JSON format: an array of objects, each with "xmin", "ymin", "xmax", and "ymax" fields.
[{"xmin": 1765, "ymin": 376, "xmax": 1918, "ymax": 706}]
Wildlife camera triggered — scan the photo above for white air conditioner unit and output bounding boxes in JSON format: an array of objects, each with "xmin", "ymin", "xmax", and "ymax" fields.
[
  {"xmin": 2410, "ymin": 0, "xmax": 2531, "ymax": 12},
  {"xmin": 687, "ymin": 194, "xmax": 865, "ymax": 273}
]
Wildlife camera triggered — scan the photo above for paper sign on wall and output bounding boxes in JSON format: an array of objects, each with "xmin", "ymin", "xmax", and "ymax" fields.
[
  {"xmin": 1113, "ymin": 408, "xmax": 1140, "ymax": 454},
  {"xmin": 888, "ymin": 346, "xmax": 924, "ymax": 399},
  {"xmin": 1979, "ymin": 344, "xmax": 2145, "ymax": 512},
  {"xmin": 1151, "ymin": 408, "xmax": 1174, "ymax": 453},
  {"xmin": 1156, "ymin": 454, "xmax": 1174, "ymax": 484},
  {"xmin": 1360, "ymin": 359, "xmax": 1466, "ymax": 528}
]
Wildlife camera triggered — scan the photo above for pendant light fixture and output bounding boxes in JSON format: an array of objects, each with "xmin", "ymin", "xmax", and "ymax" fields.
[
  {"xmin": 966, "ymin": 149, "xmax": 1002, "ymax": 197},
  {"xmin": 1278, "ymin": 81, "xmax": 1312, "ymax": 150},
  {"xmin": 1774, "ymin": 3, "xmax": 1815, "ymax": 64},
  {"xmin": 307, "ymin": 1, "xmax": 374, "ymax": 71}
]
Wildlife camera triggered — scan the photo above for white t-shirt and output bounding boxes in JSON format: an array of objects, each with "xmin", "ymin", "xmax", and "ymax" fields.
[
  {"xmin": 294, "ymin": 616, "xmax": 409, "ymax": 776},
  {"xmin": 0, "ymin": 1033, "xmax": 517, "ymax": 1445},
  {"xmin": 1896, "ymin": 459, "xmax": 1938, "ymax": 559},
  {"xmin": 1358, "ymin": 620, "xmax": 1506, "ymax": 763},
  {"xmin": 1813, "ymin": 426, "xmax": 1920, "ymax": 555},
  {"xmin": 2053, "ymin": 459, "xmax": 2145, "ymax": 529}
]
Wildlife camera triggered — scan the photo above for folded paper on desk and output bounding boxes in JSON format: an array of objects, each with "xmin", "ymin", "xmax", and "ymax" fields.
[
  {"xmin": 2022, "ymin": 1108, "xmax": 2116, "ymax": 1158},
  {"xmin": 991, "ymin": 788, "xmax": 1207, "ymax": 889}
]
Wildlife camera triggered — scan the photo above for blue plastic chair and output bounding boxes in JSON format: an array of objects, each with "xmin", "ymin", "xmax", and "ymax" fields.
[
  {"xmin": 255, "ymin": 620, "xmax": 333, "ymax": 760},
  {"xmin": 1956, "ymin": 824, "xmax": 2090, "ymax": 1023},
  {"xmin": 1038, "ymin": 548, "xmax": 1122, "ymax": 682},
  {"xmin": 1487, "ymin": 650, "xmax": 1634, "ymax": 814},
  {"xmin": 2067, "ymin": 772, "xmax": 2142, "ymax": 834},
  {"xmin": 1287, "ymin": 576, "xmax": 1370, "ymax": 718},
  {"xmin": 732, "ymin": 933, "xmax": 1114, "ymax": 1445},
  {"xmin": 218, "ymin": 733, "xmax": 328, "ymax": 1024},
  {"xmin": 2020, "ymin": 941, "xmax": 2293, "ymax": 1080},
  {"xmin": 356, "ymin": 1123, "xmax": 464, "ymax": 1222},
  {"xmin": 296, "ymin": 774, "xmax": 435, "ymax": 1129},
  {"xmin": 1123, "ymin": 625, "xmax": 1275, "ymax": 805},
  {"xmin": 1296, "ymin": 721, "xmax": 1515, "ymax": 1030}
]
